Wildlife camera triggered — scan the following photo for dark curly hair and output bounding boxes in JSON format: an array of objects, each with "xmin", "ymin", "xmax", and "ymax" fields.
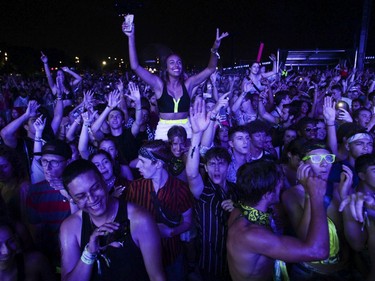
[{"xmin": 236, "ymin": 159, "xmax": 282, "ymax": 205}]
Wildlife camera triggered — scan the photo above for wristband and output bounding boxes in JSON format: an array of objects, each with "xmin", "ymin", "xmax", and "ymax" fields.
[
  {"xmin": 326, "ymin": 124, "xmax": 335, "ymax": 126},
  {"xmin": 107, "ymin": 105, "xmax": 113, "ymax": 110},
  {"xmin": 210, "ymin": 48, "xmax": 220, "ymax": 59},
  {"xmin": 34, "ymin": 137, "xmax": 46, "ymax": 144},
  {"xmin": 136, "ymin": 108, "xmax": 142, "ymax": 111},
  {"xmin": 80, "ymin": 244, "xmax": 97, "ymax": 265}
]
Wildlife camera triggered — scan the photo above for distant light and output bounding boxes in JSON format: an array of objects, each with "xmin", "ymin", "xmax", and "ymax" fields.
[
  {"xmin": 114, "ymin": 58, "xmax": 117, "ymax": 61},
  {"xmin": 108, "ymin": 57, "xmax": 111, "ymax": 60},
  {"xmin": 102, "ymin": 61, "xmax": 107, "ymax": 66},
  {"xmin": 59, "ymin": 61, "xmax": 62, "ymax": 64}
]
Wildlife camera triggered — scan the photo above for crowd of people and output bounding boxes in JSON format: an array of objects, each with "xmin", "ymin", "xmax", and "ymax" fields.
[{"xmin": 0, "ymin": 18, "xmax": 375, "ymax": 281}]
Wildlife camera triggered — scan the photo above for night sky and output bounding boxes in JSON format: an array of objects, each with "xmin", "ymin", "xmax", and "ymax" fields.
[{"xmin": 1, "ymin": 0, "xmax": 374, "ymax": 67}]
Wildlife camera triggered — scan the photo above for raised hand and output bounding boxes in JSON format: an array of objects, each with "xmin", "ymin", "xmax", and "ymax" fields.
[
  {"xmin": 214, "ymin": 28, "xmax": 229, "ymax": 48},
  {"xmin": 126, "ymin": 82, "xmax": 141, "ymax": 102},
  {"xmin": 269, "ymin": 54, "xmax": 276, "ymax": 62},
  {"xmin": 323, "ymin": 96, "xmax": 336, "ymax": 124},
  {"xmin": 339, "ymin": 192, "xmax": 375, "ymax": 222},
  {"xmin": 210, "ymin": 71, "xmax": 217, "ymax": 83},
  {"xmin": 337, "ymin": 108, "xmax": 353, "ymax": 123},
  {"xmin": 338, "ymin": 165, "xmax": 353, "ymax": 200},
  {"xmin": 33, "ymin": 115, "xmax": 46, "ymax": 134},
  {"xmin": 107, "ymin": 90, "xmax": 121, "ymax": 109},
  {"xmin": 189, "ymin": 97, "xmax": 210, "ymax": 134},
  {"xmin": 26, "ymin": 100, "xmax": 40, "ymax": 117},
  {"xmin": 305, "ymin": 176, "xmax": 327, "ymax": 200},
  {"xmin": 213, "ymin": 92, "xmax": 230, "ymax": 114},
  {"xmin": 122, "ymin": 19, "xmax": 134, "ymax": 37},
  {"xmin": 61, "ymin": 66, "xmax": 69, "ymax": 72},
  {"xmin": 40, "ymin": 51, "xmax": 48, "ymax": 63},
  {"xmin": 83, "ymin": 90, "xmax": 95, "ymax": 112},
  {"xmin": 82, "ymin": 110, "xmax": 98, "ymax": 126},
  {"xmin": 297, "ymin": 163, "xmax": 313, "ymax": 189},
  {"xmin": 116, "ymin": 79, "xmax": 124, "ymax": 93}
]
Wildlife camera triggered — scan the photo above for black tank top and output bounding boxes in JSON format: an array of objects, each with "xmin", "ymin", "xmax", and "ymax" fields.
[
  {"xmin": 80, "ymin": 201, "xmax": 149, "ymax": 281},
  {"xmin": 157, "ymin": 83, "xmax": 190, "ymax": 113}
]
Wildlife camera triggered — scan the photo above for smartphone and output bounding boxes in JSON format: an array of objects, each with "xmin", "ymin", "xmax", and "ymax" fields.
[
  {"xmin": 335, "ymin": 101, "xmax": 349, "ymax": 111},
  {"xmin": 123, "ymin": 14, "xmax": 134, "ymax": 32}
]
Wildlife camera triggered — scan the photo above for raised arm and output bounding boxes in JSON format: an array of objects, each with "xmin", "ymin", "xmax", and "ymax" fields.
[
  {"xmin": 260, "ymin": 54, "xmax": 277, "ymax": 79},
  {"xmin": 251, "ymin": 175, "xmax": 329, "ymax": 262},
  {"xmin": 210, "ymin": 72, "xmax": 219, "ymax": 101},
  {"xmin": 122, "ymin": 21, "xmax": 163, "ymax": 94},
  {"xmin": 337, "ymin": 166, "xmax": 367, "ymax": 251},
  {"xmin": 201, "ymin": 92, "xmax": 230, "ymax": 148},
  {"xmin": 257, "ymin": 92, "xmax": 278, "ymax": 124},
  {"xmin": 127, "ymin": 82, "xmax": 142, "ymax": 137},
  {"xmin": 186, "ymin": 97, "xmax": 210, "ymax": 198},
  {"xmin": 40, "ymin": 52, "xmax": 55, "ymax": 90},
  {"xmin": 51, "ymin": 93, "xmax": 64, "ymax": 135},
  {"xmin": 116, "ymin": 79, "xmax": 129, "ymax": 123},
  {"xmin": 91, "ymin": 90, "xmax": 121, "ymax": 135},
  {"xmin": 185, "ymin": 29, "xmax": 229, "ymax": 91},
  {"xmin": 33, "ymin": 115, "xmax": 46, "ymax": 160},
  {"xmin": 323, "ymin": 96, "xmax": 338, "ymax": 155},
  {"xmin": 77, "ymin": 110, "xmax": 97, "ymax": 160},
  {"xmin": 1, "ymin": 100, "xmax": 39, "ymax": 148},
  {"xmin": 61, "ymin": 66, "xmax": 82, "ymax": 87},
  {"xmin": 231, "ymin": 91, "xmax": 246, "ymax": 113}
]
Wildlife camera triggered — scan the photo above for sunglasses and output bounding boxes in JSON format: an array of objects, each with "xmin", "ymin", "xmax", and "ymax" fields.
[
  {"xmin": 302, "ymin": 154, "xmax": 336, "ymax": 164},
  {"xmin": 304, "ymin": 127, "xmax": 318, "ymax": 132}
]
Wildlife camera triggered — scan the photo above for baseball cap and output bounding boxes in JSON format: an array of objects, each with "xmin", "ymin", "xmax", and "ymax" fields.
[{"xmin": 38, "ymin": 139, "xmax": 72, "ymax": 159}]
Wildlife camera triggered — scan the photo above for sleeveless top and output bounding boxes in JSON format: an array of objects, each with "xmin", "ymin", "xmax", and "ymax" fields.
[
  {"xmin": 157, "ymin": 83, "xmax": 190, "ymax": 113},
  {"xmin": 80, "ymin": 201, "xmax": 149, "ymax": 281}
]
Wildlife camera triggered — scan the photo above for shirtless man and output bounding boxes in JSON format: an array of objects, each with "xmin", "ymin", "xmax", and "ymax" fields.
[
  {"xmin": 282, "ymin": 142, "xmax": 353, "ymax": 280},
  {"xmin": 227, "ymin": 159, "xmax": 329, "ymax": 281}
]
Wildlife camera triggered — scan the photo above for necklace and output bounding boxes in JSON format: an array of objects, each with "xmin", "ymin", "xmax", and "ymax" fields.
[
  {"xmin": 237, "ymin": 202, "xmax": 271, "ymax": 227},
  {"xmin": 106, "ymin": 177, "xmax": 116, "ymax": 190}
]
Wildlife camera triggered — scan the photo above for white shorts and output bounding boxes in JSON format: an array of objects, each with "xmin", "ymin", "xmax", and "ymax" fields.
[{"xmin": 154, "ymin": 118, "xmax": 192, "ymax": 141}]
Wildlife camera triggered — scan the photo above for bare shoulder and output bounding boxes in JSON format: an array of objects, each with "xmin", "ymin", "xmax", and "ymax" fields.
[
  {"xmin": 282, "ymin": 184, "xmax": 304, "ymax": 205},
  {"xmin": 228, "ymin": 210, "xmax": 276, "ymax": 250},
  {"xmin": 60, "ymin": 210, "xmax": 82, "ymax": 236},
  {"xmin": 127, "ymin": 202, "xmax": 154, "ymax": 226}
]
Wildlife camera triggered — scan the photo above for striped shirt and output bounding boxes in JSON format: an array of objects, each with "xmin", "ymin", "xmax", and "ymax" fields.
[
  {"xmin": 126, "ymin": 175, "xmax": 193, "ymax": 265},
  {"xmin": 195, "ymin": 178, "xmax": 235, "ymax": 278},
  {"xmin": 26, "ymin": 180, "xmax": 71, "ymax": 266}
]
